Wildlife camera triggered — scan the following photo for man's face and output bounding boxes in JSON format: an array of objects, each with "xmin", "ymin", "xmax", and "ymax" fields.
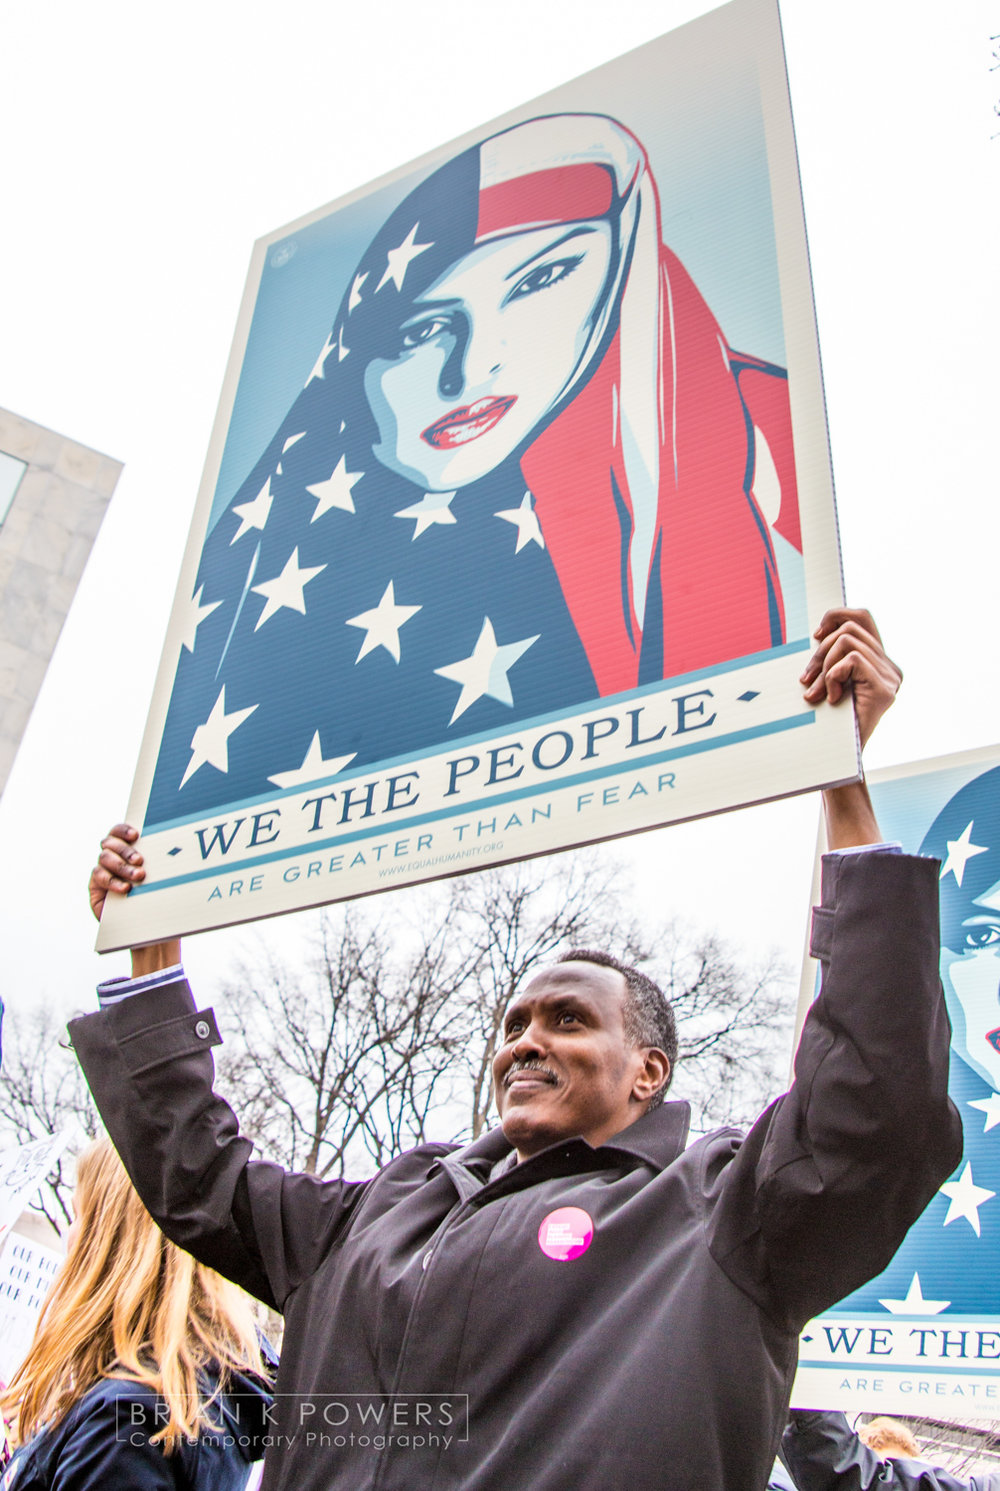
[{"xmin": 492, "ymin": 961, "xmax": 658, "ymax": 1160}]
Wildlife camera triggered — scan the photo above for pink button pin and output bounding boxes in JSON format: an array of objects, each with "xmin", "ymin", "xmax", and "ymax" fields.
[{"xmin": 537, "ymin": 1206, "xmax": 594, "ymax": 1261}]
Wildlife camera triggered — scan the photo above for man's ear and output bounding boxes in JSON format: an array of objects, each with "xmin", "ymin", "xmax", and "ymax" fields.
[{"xmin": 632, "ymin": 1048, "xmax": 670, "ymax": 1104}]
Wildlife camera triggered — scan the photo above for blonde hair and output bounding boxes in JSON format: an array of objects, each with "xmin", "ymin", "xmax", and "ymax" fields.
[
  {"xmin": 0, "ymin": 1139, "xmax": 263, "ymax": 1453},
  {"xmin": 860, "ymin": 1417, "xmax": 919, "ymax": 1459}
]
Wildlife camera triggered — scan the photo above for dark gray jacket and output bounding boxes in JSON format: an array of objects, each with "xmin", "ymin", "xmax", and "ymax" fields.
[{"xmin": 69, "ymin": 852, "xmax": 961, "ymax": 1491}]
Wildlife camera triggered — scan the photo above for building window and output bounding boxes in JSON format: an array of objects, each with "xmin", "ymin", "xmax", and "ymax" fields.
[{"xmin": 0, "ymin": 449, "xmax": 27, "ymax": 528}]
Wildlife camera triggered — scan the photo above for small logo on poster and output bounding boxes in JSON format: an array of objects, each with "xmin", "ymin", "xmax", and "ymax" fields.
[
  {"xmin": 269, "ymin": 241, "xmax": 297, "ymax": 268},
  {"xmin": 537, "ymin": 1207, "xmax": 593, "ymax": 1261}
]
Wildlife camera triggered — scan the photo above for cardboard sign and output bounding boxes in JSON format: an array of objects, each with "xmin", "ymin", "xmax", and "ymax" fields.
[
  {"xmin": 0, "ymin": 1230, "xmax": 63, "ymax": 1388},
  {"xmin": 0, "ymin": 1131, "xmax": 71, "ymax": 1242},
  {"xmin": 794, "ymin": 744, "xmax": 1000, "ymax": 1418},
  {"xmin": 100, "ymin": 0, "xmax": 856, "ymax": 949}
]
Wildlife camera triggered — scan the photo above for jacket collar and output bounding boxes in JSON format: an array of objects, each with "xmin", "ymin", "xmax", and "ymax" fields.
[
  {"xmin": 449, "ymin": 1099, "xmax": 692, "ymax": 1180},
  {"xmin": 599, "ymin": 1100, "xmax": 691, "ymax": 1170}
]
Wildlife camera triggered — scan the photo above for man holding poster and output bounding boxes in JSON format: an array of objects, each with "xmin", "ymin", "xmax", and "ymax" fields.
[{"xmin": 70, "ymin": 609, "xmax": 963, "ymax": 1491}]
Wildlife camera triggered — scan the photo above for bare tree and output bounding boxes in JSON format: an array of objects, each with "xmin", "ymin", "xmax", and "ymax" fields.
[
  {"xmin": 212, "ymin": 851, "xmax": 794, "ymax": 1172},
  {"xmin": 650, "ymin": 924, "xmax": 793, "ymax": 1131},
  {"xmin": 0, "ymin": 1006, "xmax": 101, "ymax": 1233},
  {"xmin": 216, "ymin": 899, "xmax": 480, "ymax": 1177}
]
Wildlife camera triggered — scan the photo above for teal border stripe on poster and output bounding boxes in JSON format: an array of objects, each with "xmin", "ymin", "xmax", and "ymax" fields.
[
  {"xmin": 134, "ymin": 710, "xmax": 815, "ymax": 893},
  {"xmin": 797, "ymin": 1361, "xmax": 999, "ymax": 1380}
]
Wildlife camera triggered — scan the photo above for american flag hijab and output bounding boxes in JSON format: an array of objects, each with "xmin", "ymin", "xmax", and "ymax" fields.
[
  {"xmin": 472, "ymin": 115, "xmax": 796, "ymax": 692},
  {"xmin": 147, "ymin": 115, "xmax": 799, "ymax": 823}
]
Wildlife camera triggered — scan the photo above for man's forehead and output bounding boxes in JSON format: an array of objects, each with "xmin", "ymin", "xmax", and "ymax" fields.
[{"xmin": 506, "ymin": 960, "xmax": 628, "ymax": 1013}]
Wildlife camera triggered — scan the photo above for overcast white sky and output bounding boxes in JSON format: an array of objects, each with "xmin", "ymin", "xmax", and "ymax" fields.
[{"xmin": 0, "ymin": 0, "xmax": 998, "ymax": 1017}]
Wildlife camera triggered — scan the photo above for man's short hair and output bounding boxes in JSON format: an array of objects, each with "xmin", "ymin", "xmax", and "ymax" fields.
[
  {"xmin": 859, "ymin": 1418, "xmax": 919, "ymax": 1460},
  {"xmin": 558, "ymin": 949, "xmax": 677, "ymax": 1108}
]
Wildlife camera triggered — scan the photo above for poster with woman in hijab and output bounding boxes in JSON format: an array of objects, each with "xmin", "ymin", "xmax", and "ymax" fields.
[
  {"xmin": 100, "ymin": 0, "xmax": 856, "ymax": 947},
  {"xmin": 794, "ymin": 743, "xmax": 1000, "ymax": 1417}
]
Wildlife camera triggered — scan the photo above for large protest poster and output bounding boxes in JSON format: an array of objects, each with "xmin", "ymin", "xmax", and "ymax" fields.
[
  {"xmin": 793, "ymin": 743, "xmax": 1000, "ymax": 1419},
  {"xmin": 99, "ymin": 0, "xmax": 857, "ymax": 949}
]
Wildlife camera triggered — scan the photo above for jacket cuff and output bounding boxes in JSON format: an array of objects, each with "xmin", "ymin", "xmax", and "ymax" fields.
[
  {"xmin": 809, "ymin": 849, "xmax": 940, "ymax": 962},
  {"xmin": 72, "ymin": 975, "xmax": 222, "ymax": 1076},
  {"xmin": 97, "ymin": 964, "xmax": 186, "ymax": 1007},
  {"xmin": 116, "ymin": 1006, "xmax": 222, "ymax": 1076},
  {"xmin": 825, "ymin": 842, "xmax": 901, "ymax": 856}
]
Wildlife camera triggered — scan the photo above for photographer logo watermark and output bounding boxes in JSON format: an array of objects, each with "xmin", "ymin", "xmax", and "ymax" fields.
[{"xmin": 117, "ymin": 1393, "xmax": 469, "ymax": 1453}]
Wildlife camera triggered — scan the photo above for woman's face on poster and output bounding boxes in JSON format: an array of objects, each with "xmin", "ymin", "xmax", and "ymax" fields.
[
  {"xmin": 942, "ymin": 876, "xmax": 1000, "ymax": 1090},
  {"xmin": 364, "ymin": 220, "xmax": 613, "ymax": 491}
]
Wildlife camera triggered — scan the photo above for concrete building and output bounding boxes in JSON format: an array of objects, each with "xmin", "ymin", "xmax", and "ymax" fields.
[{"xmin": 0, "ymin": 407, "xmax": 121, "ymax": 795}]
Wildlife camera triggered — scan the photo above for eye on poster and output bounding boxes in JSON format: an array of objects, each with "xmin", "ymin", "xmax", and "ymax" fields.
[
  {"xmin": 793, "ymin": 743, "xmax": 1000, "ymax": 1419},
  {"xmin": 99, "ymin": 0, "xmax": 857, "ymax": 949}
]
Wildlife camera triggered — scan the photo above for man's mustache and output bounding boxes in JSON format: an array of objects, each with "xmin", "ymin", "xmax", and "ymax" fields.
[{"xmin": 504, "ymin": 1058, "xmax": 559, "ymax": 1088}]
